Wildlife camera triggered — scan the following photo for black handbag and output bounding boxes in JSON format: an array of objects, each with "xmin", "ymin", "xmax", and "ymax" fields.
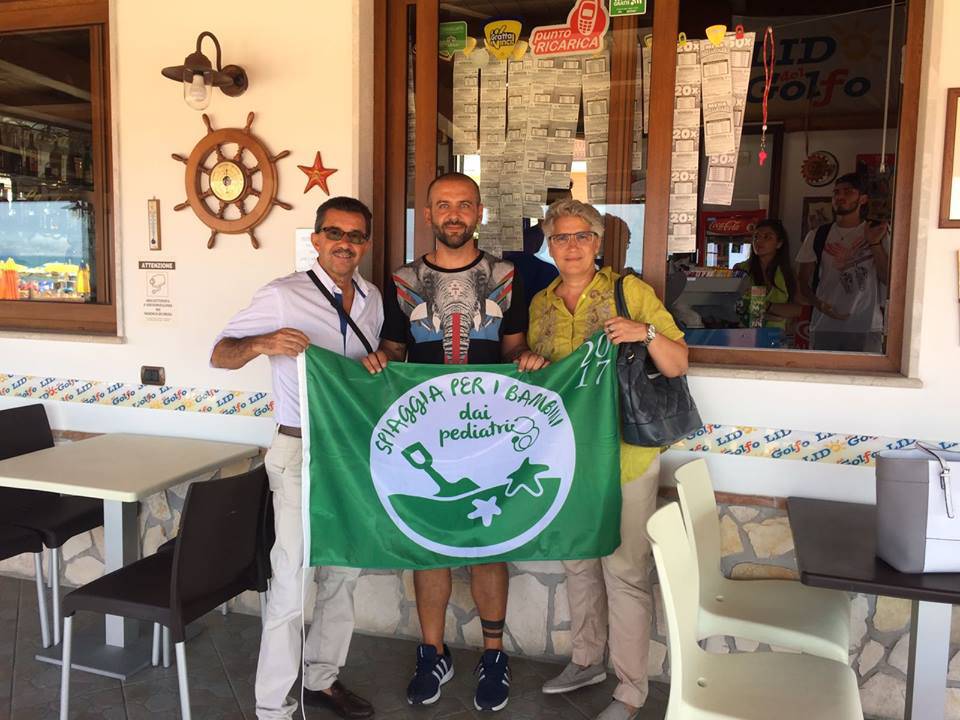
[{"xmin": 614, "ymin": 272, "xmax": 702, "ymax": 446}]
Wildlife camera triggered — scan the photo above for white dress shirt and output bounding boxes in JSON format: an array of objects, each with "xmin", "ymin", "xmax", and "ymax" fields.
[{"xmin": 214, "ymin": 261, "xmax": 383, "ymax": 427}]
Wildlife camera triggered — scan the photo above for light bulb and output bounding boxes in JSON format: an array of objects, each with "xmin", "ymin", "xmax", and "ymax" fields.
[
  {"xmin": 188, "ymin": 74, "xmax": 206, "ymax": 99},
  {"xmin": 183, "ymin": 72, "xmax": 211, "ymax": 110}
]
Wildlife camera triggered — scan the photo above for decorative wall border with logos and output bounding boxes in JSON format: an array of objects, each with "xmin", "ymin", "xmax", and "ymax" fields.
[
  {"xmin": 672, "ymin": 423, "xmax": 957, "ymax": 467},
  {"xmin": 0, "ymin": 373, "xmax": 273, "ymax": 418},
  {"xmin": 1, "ymin": 373, "xmax": 955, "ymax": 464}
]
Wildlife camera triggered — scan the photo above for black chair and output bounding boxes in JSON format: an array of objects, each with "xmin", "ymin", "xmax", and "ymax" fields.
[
  {"xmin": 152, "ymin": 486, "xmax": 275, "ymax": 666},
  {"xmin": 0, "ymin": 525, "xmax": 51, "ymax": 645},
  {"xmin": 59, "ymin": 464, "xmax": 269, "ymax": 720},
  {"xmin": 0, "ymin": 403, "xmax": 104, "ymax": 646}
]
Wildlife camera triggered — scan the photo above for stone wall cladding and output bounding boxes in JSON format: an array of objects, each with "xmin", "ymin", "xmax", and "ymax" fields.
[{"xmin": 1, "ymin": 441, "xmax": 955, "ymax": 720}]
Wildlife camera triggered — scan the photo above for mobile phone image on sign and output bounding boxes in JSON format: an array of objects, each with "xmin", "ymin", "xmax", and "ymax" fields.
[{"xmin": 577, "ymin": 0, "xmax": 598, "ymax": 35}]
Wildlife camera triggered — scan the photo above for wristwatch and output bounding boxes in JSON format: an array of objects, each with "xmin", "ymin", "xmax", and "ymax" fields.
[{"xmin": 642, "ymin": 323, "xmax": 657, "ymax": 346}]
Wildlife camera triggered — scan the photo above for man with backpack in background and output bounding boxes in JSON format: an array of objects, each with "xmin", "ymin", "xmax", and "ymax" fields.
[{"xmin": 797, "ymin": 173, "xmax": 890, "ymax": 353}]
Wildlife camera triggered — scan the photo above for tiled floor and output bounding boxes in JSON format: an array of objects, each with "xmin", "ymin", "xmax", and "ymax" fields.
[{"xmin": 0, "ymin": 576, "xmax": 669, "ymax": 719}]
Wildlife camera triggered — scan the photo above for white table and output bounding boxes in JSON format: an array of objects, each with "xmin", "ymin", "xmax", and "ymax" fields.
[{"xmin": 0, "ymin": 433, "xmax": 259, "ymax": 679}]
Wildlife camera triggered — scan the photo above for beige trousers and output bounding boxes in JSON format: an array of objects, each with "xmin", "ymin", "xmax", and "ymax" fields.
[
  {"xmin": 255, "ymin": 429, "xmax": 361, "ymax": 720},
  {"xmin": 562, "ymin": 456, "xmax": 660, "ymax": 709}
]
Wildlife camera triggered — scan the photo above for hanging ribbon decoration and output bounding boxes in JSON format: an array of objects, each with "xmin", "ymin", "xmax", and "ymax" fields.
[{"xmin": 758, "ymin": 26, "xmax": 775, "ymax": 167}]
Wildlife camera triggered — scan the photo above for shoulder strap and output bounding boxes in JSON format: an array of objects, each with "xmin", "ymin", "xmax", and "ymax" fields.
[
  {"xmin": 812, "ymin": 223, "xmax": 831, "ymax": 291},
  {"xmin": 614, "ymin": 272, "xmax": 630, "ymax": 318},
  {"xmin": 306, "ymin": 270, "xmax": 374, "ymax": 354}
]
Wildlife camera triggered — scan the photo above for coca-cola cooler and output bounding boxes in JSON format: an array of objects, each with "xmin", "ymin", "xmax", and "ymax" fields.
[
  {"xmin": 668, "ymin": 210, "xmax": 767, "ymax": 335},
  {"xmin": 696, "ymin": 210, "xmax": 767, "ymax": 269}
]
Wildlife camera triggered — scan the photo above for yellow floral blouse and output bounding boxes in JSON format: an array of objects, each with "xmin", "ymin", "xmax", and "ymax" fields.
[{"xmin": 528, "ymin": 267, "xmax": 685, "ymax": 483}]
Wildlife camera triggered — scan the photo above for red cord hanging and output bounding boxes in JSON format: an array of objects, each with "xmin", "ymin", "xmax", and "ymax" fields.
[{"xmin": 759, "ymin": 26, "xmax": 775, "ymax": 166}]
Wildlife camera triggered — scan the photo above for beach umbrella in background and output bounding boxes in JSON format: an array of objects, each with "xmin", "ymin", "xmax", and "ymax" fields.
[
  {"xmin": 0, "ymin": 259, "xmax": 9, "ymax": 299},
  {"xmin": 42, "ymin": 262, "xmax": 80, "ymax": 276},
  {"xmin": 76, "ymin": 262, "xmax": 90, "ymax": 297},
  {"xmin": 38, "ymin": 262, "xmax": 79, "ymax": 297},
  {"xmin": 0, "ymin": 258, "xmax": 21, "ymax": 300}
]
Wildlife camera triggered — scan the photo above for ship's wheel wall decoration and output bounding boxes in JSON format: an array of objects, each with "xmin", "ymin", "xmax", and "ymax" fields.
[{"xmin": 172, "ymin": 112, "xmax": 291, "ymax": 248}]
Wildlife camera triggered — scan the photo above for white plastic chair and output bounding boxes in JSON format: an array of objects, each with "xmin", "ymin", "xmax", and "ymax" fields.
[
  {"xmin": 647, "ymin": 503, "xmax": 863, "ymax": 720},
  {"xmin": 675, "ymin": 459, "xmax": 850, "ymax": 663}
]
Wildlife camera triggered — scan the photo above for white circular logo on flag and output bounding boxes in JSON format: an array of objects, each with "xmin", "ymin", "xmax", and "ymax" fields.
[{"xmin": 369, "ymin": 371, "xmax": 575, "ymax": 557}]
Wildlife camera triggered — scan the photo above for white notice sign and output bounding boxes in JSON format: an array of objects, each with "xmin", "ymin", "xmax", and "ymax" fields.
[{"xmin": 139, "ymin": 260, "xmax": 175, "ymax": 323}]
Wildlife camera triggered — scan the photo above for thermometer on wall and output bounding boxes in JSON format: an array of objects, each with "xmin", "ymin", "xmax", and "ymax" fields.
[{"xmin": 148, "ymin": 197, "xmax": 161, "ymax": 251}]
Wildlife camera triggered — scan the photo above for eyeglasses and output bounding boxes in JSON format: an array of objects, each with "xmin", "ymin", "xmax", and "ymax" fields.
[
  {"xmin": 548, "ymin": 231, "xmax": 599, "ymax": 247},
  {"xmin": 317, "ymin": 226, "xmax": 369, "ymax": 244}
]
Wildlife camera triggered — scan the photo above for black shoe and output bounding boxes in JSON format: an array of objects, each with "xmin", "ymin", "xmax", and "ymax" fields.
[
  {"xmin": 474, "ymin": 649, "xmax": 510, "ymax": 712},
  {"xmin": 303, "ymin": 680, "xmax": 374, "ymax": 718},
  {"xmin": 406, "ymin": 643, "xmax": 454, "ymax": 705}
]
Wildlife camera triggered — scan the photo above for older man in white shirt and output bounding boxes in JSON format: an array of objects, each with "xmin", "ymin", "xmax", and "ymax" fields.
[{"xmin": 211, "ymin": 197, "xmax": 382, "ymax": 720}]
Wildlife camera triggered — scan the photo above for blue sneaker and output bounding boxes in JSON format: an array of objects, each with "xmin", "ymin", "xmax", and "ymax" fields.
[
  {"xmin": 474, "ymin": 649, "xmax": 510, "ymax": 712},
  {"xmin": 407, "ymin": 643, "xmax": 454, "ymax": 705}
]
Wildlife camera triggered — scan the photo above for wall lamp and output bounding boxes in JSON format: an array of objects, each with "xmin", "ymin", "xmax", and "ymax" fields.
[{"xmin": 161, "ymin": 31, "xmax": 248, "ymax": 110}]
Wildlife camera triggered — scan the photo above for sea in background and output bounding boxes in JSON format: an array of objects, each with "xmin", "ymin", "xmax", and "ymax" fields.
[{"xmin": 0, "ymin": 253, "xmax": 89, "ymax": 268}]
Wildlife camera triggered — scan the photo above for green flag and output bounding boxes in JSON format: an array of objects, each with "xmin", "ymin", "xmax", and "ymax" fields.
[{"xmin": 301, "ymin": 332, "xmax": 622, "ymax": 569}]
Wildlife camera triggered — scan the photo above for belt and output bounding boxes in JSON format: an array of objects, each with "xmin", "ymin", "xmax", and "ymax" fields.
[{"xmin": 277, "ymin": 424, "xmax": 302, "ymax": 438}]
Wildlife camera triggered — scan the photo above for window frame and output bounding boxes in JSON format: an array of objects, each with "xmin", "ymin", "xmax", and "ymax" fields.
[
  {"xmin": 640, "ymin": 0, "xmax": 926, "ymax": 374},
  {"xmin": 0, "ymin": 0, "xmax": 116, "ymax": 335},
  {"xmin": 373, "ymin": 0, "xmax": 927, "ymax": 375}
]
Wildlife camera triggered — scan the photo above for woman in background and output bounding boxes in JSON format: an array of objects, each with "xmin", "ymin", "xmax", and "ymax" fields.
[{"xmin": 735, "ymin": 219, "xmax": 802, "ymax": 329}]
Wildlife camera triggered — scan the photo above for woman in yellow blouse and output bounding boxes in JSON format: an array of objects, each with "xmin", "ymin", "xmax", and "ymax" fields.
[{"xmin": 530, "ymin": 199, "xmax": 688, "ymax": 720}]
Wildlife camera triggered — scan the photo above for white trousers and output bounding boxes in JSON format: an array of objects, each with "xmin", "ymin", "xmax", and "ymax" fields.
[{"xmin": 255, "ymin": 430, "xmax": 361, "ymax": 720}]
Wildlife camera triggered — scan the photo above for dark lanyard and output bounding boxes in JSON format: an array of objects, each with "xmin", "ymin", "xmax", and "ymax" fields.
[{"xmin": 306, "ymin": 270, "xmax": 374, "ymax": 354}]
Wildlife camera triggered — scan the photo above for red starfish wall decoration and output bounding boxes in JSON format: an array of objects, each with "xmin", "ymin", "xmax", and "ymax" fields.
[{"xmin": 298, "ymin": 151, "xmax": 338, "ymax": 195}]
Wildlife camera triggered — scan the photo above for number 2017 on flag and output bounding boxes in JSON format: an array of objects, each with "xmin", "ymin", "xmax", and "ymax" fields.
[{"xmin": 576, "ymin": 334, "xmax": 612, "ymax": 388}]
